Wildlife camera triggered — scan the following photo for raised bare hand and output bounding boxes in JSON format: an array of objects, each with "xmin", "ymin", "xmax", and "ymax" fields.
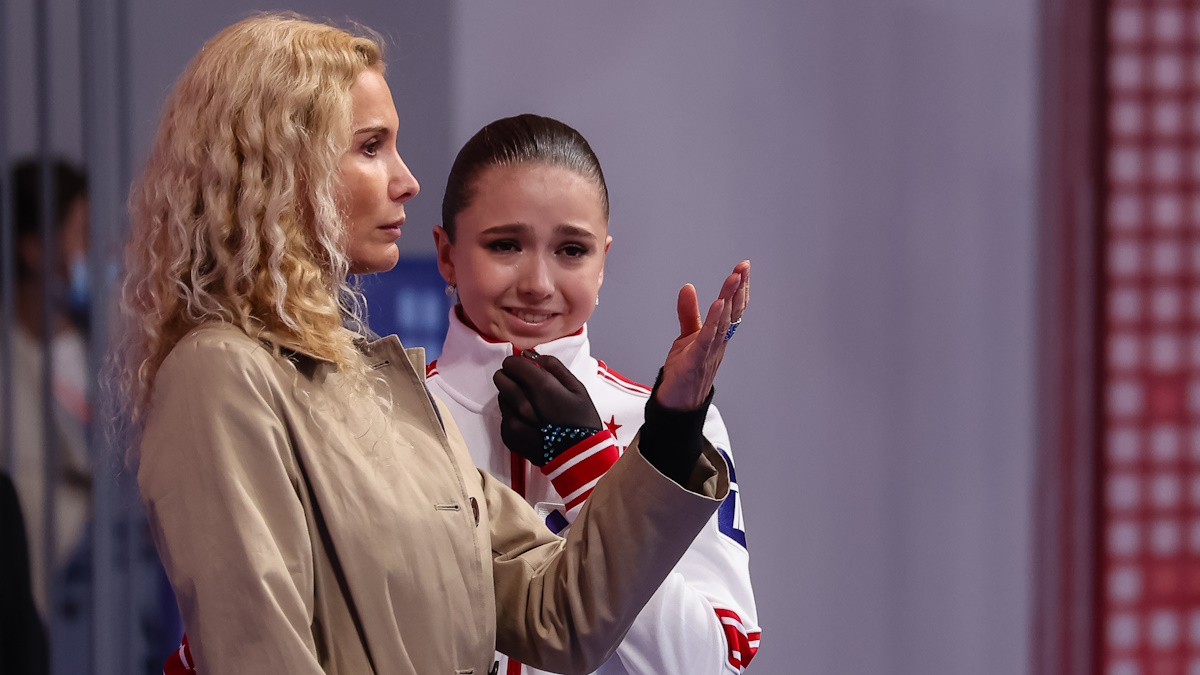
[{"xmin": 654, "ymin": 260, "xmax": 750, "ymax": 410}]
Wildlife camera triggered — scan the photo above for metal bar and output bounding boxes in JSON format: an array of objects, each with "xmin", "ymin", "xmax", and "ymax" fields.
[
  {"xmin": 34, "ymin": 0, "xmax": 61, "ymax": 642},
  {"xmin": 117, "ymin": 0, "xmax": 132, "ymax": 198},
  {"xmin": 80, "ymin": 0, "xmax": 133, "ymax": 670},
  {"xmin": 0, "ymin": 0, "xmax": 15, "ymax": 474},
  {"xmin": 117, "ymin": 0, "xmax": 142, "ymax": 668},
  {"xmin": 1030, "ymin": 0, "xmax": 1106, "ymax": 674},
  {"xmin": 1083, "ymin": 3, "xmax": 1109, "ymax": 675}
]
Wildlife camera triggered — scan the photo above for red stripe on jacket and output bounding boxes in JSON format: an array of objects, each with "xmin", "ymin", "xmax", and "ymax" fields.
[
  {"xmin": 596, "ymin": 359, "xmax": 652, "ymax": 395},
  {"xmin": 540, "ymin": 430, "xmax": 618, "ymax": 511},
  {"xmin": 715, "ymin": 607, "xmax": 761, "ymax": 672},
  {"xmin": 163, "ymin": 634, "xmax": 194, "ymax": 675}
]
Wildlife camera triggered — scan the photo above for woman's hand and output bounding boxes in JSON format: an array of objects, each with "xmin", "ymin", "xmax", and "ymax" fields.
[{"xmin": 655, "ymin": 260, "xmax": 750, "ymax": 410}]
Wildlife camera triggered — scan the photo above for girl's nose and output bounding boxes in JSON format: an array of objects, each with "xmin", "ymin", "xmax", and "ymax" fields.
[{"xmin": 517, "ymin": 255, "xmax": 554, "ymax": 299}]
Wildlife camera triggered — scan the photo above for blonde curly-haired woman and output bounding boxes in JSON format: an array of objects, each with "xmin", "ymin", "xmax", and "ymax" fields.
[{"xmin": 114, "ymin": 14, "xmax": 749, "ymax": 675}]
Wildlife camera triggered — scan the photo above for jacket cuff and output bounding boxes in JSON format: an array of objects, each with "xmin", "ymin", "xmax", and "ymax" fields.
[
  {"xmin": 639, "ymin": 369, "xmax": 714, "ymax": 487},
  {"xmin": 541, "ymin": 428, "xmax": 620, "ymax": 512}
]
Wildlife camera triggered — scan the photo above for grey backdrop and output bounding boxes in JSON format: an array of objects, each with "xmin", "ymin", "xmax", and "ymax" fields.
[
  {"xmin": 5, "ymin": 1, "xmax": 1038, "ymax": 673},
  {"xmin": 452, "ymin": 3, "xmax": 1037, "ymax": 674}
]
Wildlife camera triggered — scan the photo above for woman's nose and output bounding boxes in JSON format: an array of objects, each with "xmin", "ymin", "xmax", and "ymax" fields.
[{"xmin": 390, "ymin": 153, "xmax": 420, "ymax": 203}]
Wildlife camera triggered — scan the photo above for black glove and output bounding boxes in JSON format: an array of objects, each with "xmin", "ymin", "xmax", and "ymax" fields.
[
  {"xmin": 638, "ymin": 368, "xmax": 714, "ymax": 487},
  {"xmin": 493, "ymin": 350, "xmax": 603, "ymax": 466}
]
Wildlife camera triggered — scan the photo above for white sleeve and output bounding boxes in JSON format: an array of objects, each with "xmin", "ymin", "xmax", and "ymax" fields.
[{"xmin": 611, "ymin": 405, "xmax": 761, "ymax": 674}]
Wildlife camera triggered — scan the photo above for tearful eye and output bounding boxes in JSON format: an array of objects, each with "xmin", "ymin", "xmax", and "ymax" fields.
[
  {"xmin": 559, "ymin": 244, "xmax": 589, "ymax": 258},
  {"xmin": 362, "ymin": 138, "xmax": 380, "ymax": 157},
  {"xmin": 487, "ymin": 240, "xmax": 519, "ymax": 253}
]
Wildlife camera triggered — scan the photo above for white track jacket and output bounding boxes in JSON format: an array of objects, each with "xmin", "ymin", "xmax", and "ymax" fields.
[{"xmin": 426, "ymin": 311, "xmax": 761, "ymax": 675}]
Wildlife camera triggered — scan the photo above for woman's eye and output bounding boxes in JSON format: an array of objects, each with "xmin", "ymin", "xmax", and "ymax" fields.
[
  {"xmin": 361, "ymin": 139, "xmax": 380, "ymax": 157},
  {"xmin": 559, "ymin": 244, "xmax": 589, "ymax": 258}
]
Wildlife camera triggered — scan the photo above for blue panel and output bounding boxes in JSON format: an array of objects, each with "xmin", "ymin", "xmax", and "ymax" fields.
[
  {"xmin": 358, "ymin": 257, "xmax": 455, "ymax": 360},
  {"xmin": 716, "ymin": 447, "xmax": 747, "ymax": 548}
]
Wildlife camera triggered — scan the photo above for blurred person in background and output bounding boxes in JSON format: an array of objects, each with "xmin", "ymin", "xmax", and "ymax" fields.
[{"xmin": 1, "ymin": 158, "xmax": 93, "ymax": 625}]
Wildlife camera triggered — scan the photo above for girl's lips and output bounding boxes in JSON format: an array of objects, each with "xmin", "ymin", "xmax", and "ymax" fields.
[{"xmin": 505, "ymin": 308, "xmax": 558, "ymax": 324}]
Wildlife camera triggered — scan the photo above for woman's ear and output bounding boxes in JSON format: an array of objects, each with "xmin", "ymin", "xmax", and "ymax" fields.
[{"xmin": 432, "ymin": 225, "xmax": 456, "ymax": 285}]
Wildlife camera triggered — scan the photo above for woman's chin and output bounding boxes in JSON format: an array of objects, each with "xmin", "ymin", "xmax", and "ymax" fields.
[{"xmin": 349, "ymin": 247, "xmax": 400, "ymax": 275}]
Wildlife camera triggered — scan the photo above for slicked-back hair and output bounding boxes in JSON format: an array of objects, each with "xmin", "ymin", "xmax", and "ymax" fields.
[{"xmin": 441, "ymin": 114, "xmax": 608, "ymax": 241}]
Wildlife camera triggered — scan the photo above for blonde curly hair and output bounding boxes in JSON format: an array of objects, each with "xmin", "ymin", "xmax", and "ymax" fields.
[{"xmin": 114, "ymin": 14, "xmax": 384, "ymax": 442}]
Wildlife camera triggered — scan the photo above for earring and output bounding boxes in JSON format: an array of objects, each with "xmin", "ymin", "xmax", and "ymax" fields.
[
  {"xmin": 445, "ymin": 284, "xmax": 457, "ymax": 297},
  {"xmin": 595, "ymin": 296, "xmax": 600, "ymax": 307}
]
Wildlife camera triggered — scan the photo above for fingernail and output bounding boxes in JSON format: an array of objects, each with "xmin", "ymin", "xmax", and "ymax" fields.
[{"xmin": 521, "ymin": 349, "xmax": 539, "ymax": 361}]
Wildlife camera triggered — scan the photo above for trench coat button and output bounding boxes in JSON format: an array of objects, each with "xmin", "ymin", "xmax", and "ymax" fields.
[{"xmin": 470, "ymin": 496, "xmax": 480, "ymax": 527}]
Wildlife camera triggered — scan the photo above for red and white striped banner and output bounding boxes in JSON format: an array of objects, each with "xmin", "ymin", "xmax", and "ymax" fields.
[{"xmin": 1101, "ymin": 2, "xmax": 1200, "ymax": 673}]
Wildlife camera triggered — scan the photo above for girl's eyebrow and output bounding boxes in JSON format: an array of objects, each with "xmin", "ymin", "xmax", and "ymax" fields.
[
  {"xmin": 479, "ymin": 223, "xmax": 529, "ymax": 236},
  {"xmin": 479, "ymin": 223, "xmax": 597, "ymax": 240},
  {"xmin": 555, "ymin": 224, "xmax": 596, "ymax": 239}
]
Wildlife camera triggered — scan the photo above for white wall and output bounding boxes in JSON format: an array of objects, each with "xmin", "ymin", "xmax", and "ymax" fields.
[{"xmin": 452, "ymin": 2, "xmax": 1037, "ymax": 673}]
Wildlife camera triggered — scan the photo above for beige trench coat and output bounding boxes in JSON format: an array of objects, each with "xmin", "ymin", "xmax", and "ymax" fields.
[{"xmin": 137, "ymin": 325, "xmax": 729, "ymax": 675}]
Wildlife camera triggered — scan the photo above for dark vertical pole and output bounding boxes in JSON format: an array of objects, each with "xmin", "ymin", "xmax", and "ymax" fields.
[
  {"xmin": 1085, "ymin": 2, "xmax": 1109, "ymax": 674},
  {"xmin": 80, "ymin": 0, "xmax": 133, "ymax": 671},
  {"xmin": 0, "ymin": 0, "xmax": 14, "ymax": 474},
  {"xmin": 1032, "ymin": 0, "xmax": 1106, "ymax": 674},
  {"xmin": 33, "ymin": 0, "xmax": 60, "ymax": 645},
  {"xmin": 116, "ymin": 0, "xmax": 142, "ymax": 670}
]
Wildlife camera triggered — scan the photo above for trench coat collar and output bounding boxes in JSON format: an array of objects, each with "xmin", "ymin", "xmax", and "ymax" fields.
[{"xmin": 256, "ymin": 322, "xmax": 423, "ymax": 375}]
